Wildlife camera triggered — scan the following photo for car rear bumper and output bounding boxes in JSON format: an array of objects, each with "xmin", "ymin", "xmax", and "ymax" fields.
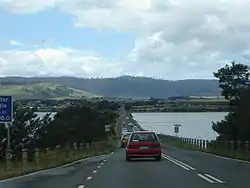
[{"xmin": 126, "ymin": 149, "xmax": 161, "ymax": 157}]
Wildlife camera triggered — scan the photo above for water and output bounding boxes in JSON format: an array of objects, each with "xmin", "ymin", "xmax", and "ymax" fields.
[
  {"xmin": 36, "ymin": 111, "xmax": 227, "ymax": 141},
  {"xmin": 132, "ymin": 112, "xmax": 228, "ymax": 141}
]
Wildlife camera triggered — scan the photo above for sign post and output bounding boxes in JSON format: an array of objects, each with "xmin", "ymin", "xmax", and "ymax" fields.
[
  {"xmin": 105, "ymin": 124, "xmax": 111, "ymax": 137},
  {"xmin": 0, "ymin": 96, "xmax": 13, "ymax": 166},
  {"xmin": 173, "ymin": 123, "xmax": 181, "ymax": 137}
]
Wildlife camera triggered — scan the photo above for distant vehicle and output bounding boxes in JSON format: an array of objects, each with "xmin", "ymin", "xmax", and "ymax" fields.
[
  {"xmin": 125, "ymin": 131, "xmax": 161, "ymax": 161},
  {"xmin": 121, "ymin": 132, "xmax": 132, "ymax": 148}
]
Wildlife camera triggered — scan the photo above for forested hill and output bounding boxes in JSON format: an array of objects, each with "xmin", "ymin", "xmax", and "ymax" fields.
[{"xmin": 0, "ymin": 76, "xmax": 220, "ymax": 98}]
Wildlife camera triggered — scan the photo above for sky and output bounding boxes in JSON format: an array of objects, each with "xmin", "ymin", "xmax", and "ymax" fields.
[{"xmin": 1, "ymin": 0, "xmax": 250, "ymax": 80}]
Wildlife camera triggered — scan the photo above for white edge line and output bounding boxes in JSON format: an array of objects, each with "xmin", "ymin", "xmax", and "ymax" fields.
[
  {"xmin": 197, "ymin": 174, "xmax": 215, "ymax": 183},
  {"xmin": 78, "ymin": 185, "xmax": 85, "ymax": 188},
  {"xmin": 162, "ymin": 155, "xmax": 190, "ymax": 170},
  {"xmin": 86, "ymin": 176, "xmax": 92, "ymax": 180},
  {"xmin": 204, "ymin": 174, "xmax": 225, "ymax": 183},
  {"xmin": 165, "ymin": 155, "xmax": 196, "ymax": 170},
  {"xmin": 198, "ymin": 151, "xmax": 250, "ymax": 164},
  {"xmin": 0, "ymin": 153, "xmax": 111, "ymax": 183},
  {"xmin": 97, "ymin": 166, "xmax": 101, "ymax": 168},
  {"xmin": 93, "ymin": 170, "xmax": 97, "ymax": 173}
]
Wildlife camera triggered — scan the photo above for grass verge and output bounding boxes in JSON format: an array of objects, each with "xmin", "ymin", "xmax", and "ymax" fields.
[{"xmin": 0, "ymin": 141, "xmax": 116, "ymax": 180}]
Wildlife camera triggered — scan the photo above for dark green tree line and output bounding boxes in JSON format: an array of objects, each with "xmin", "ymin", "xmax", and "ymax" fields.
[
  {"xmin": 212, "ymin": 61, "xmax": 250, "ymax": 141},
  {"xmin": 0, "ymin": 101, "xmax": 118, "ymax": 160}
]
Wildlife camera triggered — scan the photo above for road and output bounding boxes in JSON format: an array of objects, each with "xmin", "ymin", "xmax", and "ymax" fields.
[{"xmin": 0, "ymin": 109, "xmax": 250, "ymax": 188}]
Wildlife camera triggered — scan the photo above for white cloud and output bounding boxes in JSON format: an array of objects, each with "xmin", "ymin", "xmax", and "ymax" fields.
[
  {"xmin": 0, "ymin": 0, "xmax": 59, "ymax": 13},
  {"xmin": 1, "ymin": 0, "xmax": 250, "ymax": 79},
  {"xmin": 0, "ymin": 47, "xmax": 125, "ymax": 77},
  {"xmin": 9, "ymin": 40, "xmax": 23, "ymax": 46}
]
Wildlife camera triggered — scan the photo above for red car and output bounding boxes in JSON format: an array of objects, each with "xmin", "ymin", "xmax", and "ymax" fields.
[{"xmin": 125, "ymin": 131, "xmax": 162, "ymax": 161}]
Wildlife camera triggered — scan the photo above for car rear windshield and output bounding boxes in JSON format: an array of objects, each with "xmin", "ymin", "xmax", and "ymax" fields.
[{"xmin": 130, "ymin": 133, "xmax": 158, "ymax": 142}]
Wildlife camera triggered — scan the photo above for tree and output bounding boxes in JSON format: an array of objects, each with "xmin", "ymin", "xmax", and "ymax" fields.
[
  {"xmin": 212, "ymin": 61, "xmax": 250, "ymax": 141},
  {"xmin": 43, "ymin": 105, "xmax": 117, "ymax": 147},
  {"xmin": 0, "ymin": 101, "xmax": 119, "ymax": 161},
  {"xmin": 0, "ymin": 124, "xmax": 7, "ymax": 160},
  {"xmin": 213, "ymin": 61, "xmax": 249, "ymax": 100}
]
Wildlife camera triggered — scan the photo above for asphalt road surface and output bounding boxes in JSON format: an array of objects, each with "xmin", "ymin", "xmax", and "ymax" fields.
[
  {"xmin": 2, "ymin": 147, "xmax": 250, "ymax": 188},
  {"xmin": 1, "ymin": 111, "xmax": 250, "ymax": 188}
]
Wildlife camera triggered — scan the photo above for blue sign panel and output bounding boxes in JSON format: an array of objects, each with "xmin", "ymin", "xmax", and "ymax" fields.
[{"xmin": 0, "ymin": 96, "xmax": 13, "ymax": 123}]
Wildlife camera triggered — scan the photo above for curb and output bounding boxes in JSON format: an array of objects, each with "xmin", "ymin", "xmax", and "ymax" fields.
[{"xmin": 0, "ymin": 153, "xmax": 111, "ymax": 183}]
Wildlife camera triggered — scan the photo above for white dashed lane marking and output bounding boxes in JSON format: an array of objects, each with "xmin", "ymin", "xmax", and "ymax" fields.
[
  {"xmin": 77, "ymin": 154, "xmax": 112, "ymax": 187},
  {"xmin": 86, "ymin": 176, "xmax": 92, "ymax": 180}
]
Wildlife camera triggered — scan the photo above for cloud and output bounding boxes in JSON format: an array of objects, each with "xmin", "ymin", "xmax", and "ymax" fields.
[
  {"xmin": 0, "ymin": 0, "xmax": 59, "ymax": 13},
  {"xmin": 1, "ymin": 0, "xmax": 250, "ymax": 79},
  {"xmin": 0, "ymin": 47, "xmax": 125, "ymax": 77},
  {"xmin": 9, "ymin": 40, "xmax": 23, "ymax": 46}
]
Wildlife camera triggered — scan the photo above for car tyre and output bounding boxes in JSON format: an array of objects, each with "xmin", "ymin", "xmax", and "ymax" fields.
[
  {"xmin": 126, "ymin": 156, "xmax": 131, "ymax": 161},
  {"xmin": 155, "ymin": 155, "xmax": 161, "ymax": 161},
  {"xmin": 126, "ymin": 153, "xmax": 131, "ymax": 161}
]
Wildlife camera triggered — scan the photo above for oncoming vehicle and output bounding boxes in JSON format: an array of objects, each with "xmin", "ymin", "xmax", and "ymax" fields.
[
  {"xmin": 125, "ymin": 131, "xmax": 161, "ymax": 161},
  {"xmin": 121, "ymin": 132, "xmax": 132, "ymax": 148}
]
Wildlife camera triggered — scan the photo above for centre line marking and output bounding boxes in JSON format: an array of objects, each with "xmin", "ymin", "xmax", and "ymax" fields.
[
  {"xmin": 162, "ymin": 155, "xmax": 190, "ymax": 170},
  {"xmin": 164, "ymin": 155, "xmax": 196, "ymax": 170},
  {"xmin": 197, "ymin": 174, "xmax": 215, "ymax": 183},
  {"xmin": 204, "ymin": 174, "xmax": 225, "ymax": 183}
]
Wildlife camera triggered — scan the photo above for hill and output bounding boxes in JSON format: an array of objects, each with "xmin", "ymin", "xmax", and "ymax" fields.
[
  {"xmin": 0, "ymin": 76, "xmax": 221, "ymax": 98},
  {"xmin": 0, "ymin": 83, "xmax": 99, "ymax": 100}
]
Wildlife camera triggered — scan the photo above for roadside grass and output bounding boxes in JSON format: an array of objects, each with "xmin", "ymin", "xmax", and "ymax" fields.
[
  {"xmin": 159, "ymin": 134, "xmax": 250, "ymax": 162},
  {"xmin": 0, "ymin": 141, "xmax": 116, "ymax": 180},
  {"xmin": 158, "ymin": 134, "xmax": 194, "ymax": 150},
  {"xmin": 204, "ymin": 147, "xmax": 250, "ymax": 161}
]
